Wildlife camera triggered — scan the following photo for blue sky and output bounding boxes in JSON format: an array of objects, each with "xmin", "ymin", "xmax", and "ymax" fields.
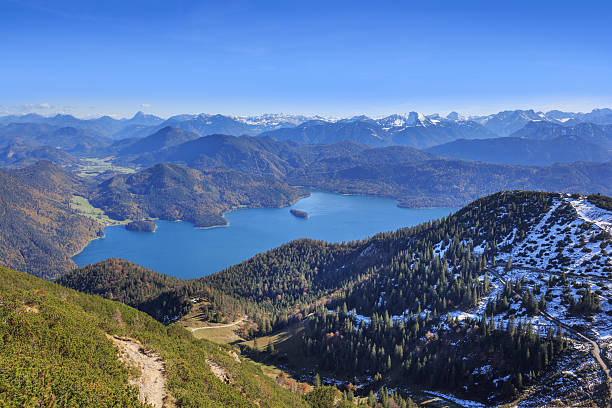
[{"xmin": 1, "ymin": 0, "xmax": 611, "ymax": 118}]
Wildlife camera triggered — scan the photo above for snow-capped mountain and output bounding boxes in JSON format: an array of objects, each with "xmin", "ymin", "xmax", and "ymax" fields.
[
  {"xmin": 234, "ymin": 113, "xmax": 325, "ymax": 128},
  {"xmin": 260, "ymin": 112, "xmax": 496, "ymax": 148},
  {"xmin": 472, "ymin": 108, "xmax": 612, "ymax": 137},
  {"xmin": 446, "ymin": 111, "xmax": 466, "ymax": 121},
  {"xmin": 472, "ymin": 109, "xmax": 547, "ymax": 136},
  {"xmin": 376, "ymin": 112, "xmax": 435, "ymax": 129},
  {"xmin": 2, "ymin": 108, "xmax": 612, "ymax": 147}
]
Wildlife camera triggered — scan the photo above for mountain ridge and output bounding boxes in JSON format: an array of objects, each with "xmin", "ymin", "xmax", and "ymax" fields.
[
  {"xmin": 4, "ymin": 107, "xmax": 612, "ymax": 145},
  {"xmin": 427, "ymin": 134, "xmax": 612, "ymax": 165}
]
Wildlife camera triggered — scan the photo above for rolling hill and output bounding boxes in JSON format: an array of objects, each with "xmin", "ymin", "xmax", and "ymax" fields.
[
  {"xmin": 88, "ymin": 163, "xmax": 306, "ymax": 228},
  {"xmin": 117, "ymin": 126, "xmax": 201, "ymax": 156},
  {"xmin": 0, "ymin": 143, "xmax": 80, "ymax": 169}
]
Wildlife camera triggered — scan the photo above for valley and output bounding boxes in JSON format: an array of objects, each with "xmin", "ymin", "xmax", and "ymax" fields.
[{"xmin": 1, "ymin": 108, "xmax": 611, "ymax": 407}]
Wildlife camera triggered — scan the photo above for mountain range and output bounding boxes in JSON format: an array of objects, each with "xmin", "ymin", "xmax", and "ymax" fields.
[{"xmin": 3, "ymin": 108, "xmax": 612, "ymax": 150}]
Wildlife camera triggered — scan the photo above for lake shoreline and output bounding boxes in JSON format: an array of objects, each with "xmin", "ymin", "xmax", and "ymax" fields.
[
  {"xmin": 73, "ymin": 191, "xmax": 456, "ymax": 279},
  {"xmin": 73, "ymin": 192, "xmax": 312, "ymax": 255}
]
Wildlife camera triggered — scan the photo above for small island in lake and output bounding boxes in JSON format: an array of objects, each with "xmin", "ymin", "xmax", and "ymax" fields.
[
  {"xmin": 125, "ymin": 220, "xmax": 157, "ymax": 232},
  {"xmin": 290, "ymin": 209, "xmax": 308, "ymax": 219}
]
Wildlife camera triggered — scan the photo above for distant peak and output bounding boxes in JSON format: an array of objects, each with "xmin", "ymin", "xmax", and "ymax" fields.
[
  {"xmin": 446, "ymin": 111, "xmax": 465, "ymax": 121},
  {"xmin": 406, "ymin": 111, "xmax": 430, "ymax": 125}
]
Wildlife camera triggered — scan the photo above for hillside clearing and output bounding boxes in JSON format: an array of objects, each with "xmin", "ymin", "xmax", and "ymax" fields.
[{"xmin": 70, "ymin": 195, "xmax": 130, "ymax": 226}]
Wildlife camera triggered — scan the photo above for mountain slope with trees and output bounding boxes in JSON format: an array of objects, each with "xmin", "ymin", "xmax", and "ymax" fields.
[
  {"xmin": 89, "ymin": 163, "xmax": 306, "ymax": 228},
  {"xmin": 0, "ymin": 160, "xmax": 307, "ymax": 278},
  {"xmin": 427, "ymin": 135, "xmax": 612, "ymax": 165},
  {"xmin": 100, "ymin": 131, "xmax": 612, "ymax": 208},
  {"xmin": 289, "ymin": 159, "xmax": 612, "ymax": 207},
  {"xmin": 0, "ymin": 161, "xmax": 103, "ymax": 278}
]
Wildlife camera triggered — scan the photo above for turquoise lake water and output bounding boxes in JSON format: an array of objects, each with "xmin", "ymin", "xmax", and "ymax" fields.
[{"xmin": 72, "ymin": 191, "xmax": 456, "ymax": 279}]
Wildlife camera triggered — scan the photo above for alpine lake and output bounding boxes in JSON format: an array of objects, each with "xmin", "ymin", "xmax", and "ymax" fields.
[{"xmin": 73, "ymin": 191, "xmax": 456, "ymax": 279}]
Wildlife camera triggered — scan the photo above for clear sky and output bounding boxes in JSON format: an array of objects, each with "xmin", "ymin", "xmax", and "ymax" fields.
[{"xmin": 1, "ymin": 0, "xmax": 611, "ymax": 118}]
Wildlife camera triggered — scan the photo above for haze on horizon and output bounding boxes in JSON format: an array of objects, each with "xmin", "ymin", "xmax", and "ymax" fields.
[{"xmin": 2, "ymin": 0, "xmax": 612, "ymax": 118}]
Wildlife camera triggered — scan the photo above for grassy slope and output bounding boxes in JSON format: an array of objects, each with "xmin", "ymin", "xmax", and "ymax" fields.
[
  {"xmin": 0, "ymin": 266, "xmax": 309, "ymax": 408},
  {"xmin": 70, "ymin": 195, "xmax": 130, "ymax": 226}
]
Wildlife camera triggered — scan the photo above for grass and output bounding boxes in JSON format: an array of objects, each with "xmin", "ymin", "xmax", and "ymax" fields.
[
  {"xmin": 241, "ymin": 326, "xmax": 301, "ymax": 352},
  {"xmin": 239, "ymin": 323, "xmax": 322, "ymax": 380},
  {"xmin": 191, "ymin": 325, "xmax": 245, "ymax": 343},
  {"xmin": 70, "ymin": 195, "xmax": 130, "ymax": 226},
  {"xmin": 76, "ymin": 157, "xmax": 137, "ymax": 177},
  {"xmin": 179, "ymin": 301, "xmax": 249, "ymax": 343}
]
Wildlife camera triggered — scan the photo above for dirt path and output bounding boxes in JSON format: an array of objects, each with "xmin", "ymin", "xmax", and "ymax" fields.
[
  {"xmin": 488, "ymin": 268, "xmax": 612, "ymax": 407},
  {"xmin": 206, "ymin": 358, "xmax": 231, "ymax": 383},
  {"xmin": 108, "ymin": 335, "xmax": 168, "ymax": 408},
  {"xmin": 189, "ymin": 316, "xmax": 246, "ymax": 332}
]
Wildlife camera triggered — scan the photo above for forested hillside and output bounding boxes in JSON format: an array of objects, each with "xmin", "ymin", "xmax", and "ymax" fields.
[
  {"xmin": 427, "ymin": 135, "xmax": 612, "ymax": 165},
  {"xmin": 89, "ymin": 163, "xmax": 306, "ymax": 227},
  {"xmin": 510, "ymin": 121, "xmax": 612, "ymax": 149},
  {"xmin": 99, "ymin": 131, "xmax": 612, "ymax": 208},
  {"xmin": 0, "ymin": 143, "xmax": 80, "ymax": 169},
  {"xmin": 1, "ymin": 126, "xmax": 611, "ymax": 280},
  {"xmin": 105, "ymin": 132, "xmax": 612, "ymax": 207},
  {"xmin": 58, "ymin": 258, "xmax": 248, "ymax": 324},
  {"xmin": 0, "ymin": 161, "xmax": 102, "ymax": 278},
  {"xmin": 216, "ymin": 191, "xmax": 611, "ymax": 405},
  {"xmin": 289, "ymin": 159, "xmax": 612, "ymax": 207}
]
